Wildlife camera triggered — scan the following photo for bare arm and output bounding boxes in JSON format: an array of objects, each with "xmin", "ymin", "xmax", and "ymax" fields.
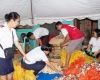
[
  {"xmin": 87, "ymin": 44, "xmax": 92, "ymax": 51},
  {"xmin": 60, "ymin": 35, "xmax": 70, "ymax": 47},
  {"xmin": 14, "ymin": 41, "xmax": 25, "ymax": 56},
  {"xmin": 45, "ymin": 61, "xmax": 59, "ymax": 72}
]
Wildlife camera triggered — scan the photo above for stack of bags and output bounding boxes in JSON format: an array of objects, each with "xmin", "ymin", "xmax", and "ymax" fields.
[
  {"xmin": 49, "ymin": 35, "xmax": 64, "ymax": 65},
  {"xmin": 13, "ymin": 59, "xmax": 36, "ymax": 80},
  {"xmin": 63, "ymin": 61, "xmax": 100, "ymax": 80},
  {"xmin": 57, "ymin": 50, "xmax": 100, "ymax": 80},
  {"xmin": 60, "ymin": 49, "xmax": 94, "ymax": 68},
  {"xmin": 69, "ymin": 50, "xmax": 94, "ymax": 66},
  {"xmin": 41, "ymin": 62, "xmax": 61, "ymax": 74}
]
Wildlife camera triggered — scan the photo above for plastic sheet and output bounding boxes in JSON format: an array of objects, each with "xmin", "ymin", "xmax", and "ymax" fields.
[{"xmin": 37, "ymin": 72, "xmax": 62, "ymax": 80}]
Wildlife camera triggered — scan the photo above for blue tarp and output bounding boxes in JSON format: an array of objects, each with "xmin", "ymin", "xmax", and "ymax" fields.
[{"xmin": 37, "ymin": 72, "xmax": 62, "ymax": 80}]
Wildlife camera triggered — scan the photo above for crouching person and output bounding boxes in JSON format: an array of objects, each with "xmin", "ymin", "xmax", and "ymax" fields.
[{"xmin": 21, "ymin": 44, "xmax": 59, "ymax": 75}]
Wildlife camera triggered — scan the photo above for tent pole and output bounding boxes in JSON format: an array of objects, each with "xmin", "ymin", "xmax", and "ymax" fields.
[{"xmin": 30, "ymin": 0, "xmax": 34, "ymax": 24}]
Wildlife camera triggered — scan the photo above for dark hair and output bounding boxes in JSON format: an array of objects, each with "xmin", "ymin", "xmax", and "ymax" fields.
[
  {"xmin": 94, "ymin": 29, "xmax": 100, "ymax": 37},
  {"xmin": 55, "ymin": 21, "xmax": 62, "ymax": 26},
  {"xmin": 27, "ymin": 32, "xmax": 33, "ymax": 38},
  {"xmin": 20, "ymin": 33, "xmax": 26, "ymax": 42},
  {"xmin": 55, "ymin": 21, "xmax": 62, "ymax": 30},
  {"xmin": 5, "ymin": 12, "xmax": 20, "ymax": 22},
  {"xmin": 41, "ymin": 44, "xmax": 52, "ymax": 52}
]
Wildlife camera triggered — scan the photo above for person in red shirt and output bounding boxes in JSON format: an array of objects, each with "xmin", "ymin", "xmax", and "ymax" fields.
[{"xmin": 55, "ymin": 21, "xmax": 84, "ymax": 68}]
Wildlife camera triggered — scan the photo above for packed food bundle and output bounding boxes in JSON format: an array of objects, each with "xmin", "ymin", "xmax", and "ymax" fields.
[
  {"xmin": 62, "ymin": 61, "xmax": 100, "ymax": 80},
  {"xmin": 13, "ymin": 48, "xmax": 99, "ymax": 80},
  {"xmin": 60, "ymin": 50, "xmax": 94, "ymax": 68},
  {"xmin": 49, "ymin": 35, "xmax": 65, "ymax": 59},
  {"xmin": 41, "ymin": 62, "xmax": 61, "ymax": 74},
  {"xmin": 13, "ymin": 59, "xmax": 36, "ymax": 80},
  {"xmin": 56, "ymin": 50, "xmax": 100, "ymax": 80}
]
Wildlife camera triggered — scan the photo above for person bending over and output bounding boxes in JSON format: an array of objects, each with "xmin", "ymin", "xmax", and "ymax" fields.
[
  {"xmin": 21, "ymin": 44, "xmax": 59, "ymax": 75},
  {"xmin": 27, "ymin": 27, "xmax": 49, "ymax": 46},
  {"xmin": 55, "ymin": 21, "xmax": 84, "ymax": 68}
]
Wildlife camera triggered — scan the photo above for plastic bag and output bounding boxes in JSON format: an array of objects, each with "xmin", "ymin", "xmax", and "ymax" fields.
[
  {"xmin": 60, "ymin": 48, "xmax": 67, "ymax": 67},
  {"xmin": 37, "ymin": 72, "xmax": 62, "ymax": 80},
  {"xmin": 13, "ymin": 60, "xmax": 36, "ymax": 80}
]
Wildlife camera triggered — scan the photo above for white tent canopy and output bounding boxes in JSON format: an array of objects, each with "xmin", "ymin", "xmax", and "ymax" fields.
[{"xmin": 0, "ymin": 0, "xmax": 100, "ymax": 24}]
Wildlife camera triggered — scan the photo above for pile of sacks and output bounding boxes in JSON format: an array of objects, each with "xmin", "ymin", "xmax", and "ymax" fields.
[
  {"xmin": 62, "ymin": 61, "xmax": 100, "ymax": 80},
  {"xmin": 13, "ymin": 50, "xmax": 99, "ymax": 80},
  {"xmin": 56, "ymin": 50, "xmax": 100, "ymax": 80},
  {"xmin": 13, "ymin": 60, "xmax": 36, "ymax": 80},
  {"xmin": 60, "ymin": 49, "xmax": 94, "ymax": 67}
]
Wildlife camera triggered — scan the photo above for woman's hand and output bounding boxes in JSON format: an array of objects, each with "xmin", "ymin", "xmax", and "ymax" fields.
[
  {"xmin": 60, "ymin": 43, "xmax": 63, "ymax": 49},
  {"xmin": 23, "ymin": 54, "xmax": 30, "ymax": 62}
]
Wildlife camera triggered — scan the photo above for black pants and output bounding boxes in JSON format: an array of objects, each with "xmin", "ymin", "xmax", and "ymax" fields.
[
  {"xmin": 40, "ymin": 35, "xmax": 49, "ymax": 45},
  {"xmin": 21, "ymin": 60, "xmax": 46, "ymax": 75},
  {"xmin": 84, "ymin": 48, "xmax": 100, "ymax": 58},
  {"xmin": 0, "ymin": 58, "xmax": 14, "ymax": 75}
]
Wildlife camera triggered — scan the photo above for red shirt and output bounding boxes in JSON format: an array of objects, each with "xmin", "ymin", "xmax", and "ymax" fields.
[{"xmin": 61, "ymin": 24, "xmax": 84, "ymax": 40}]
